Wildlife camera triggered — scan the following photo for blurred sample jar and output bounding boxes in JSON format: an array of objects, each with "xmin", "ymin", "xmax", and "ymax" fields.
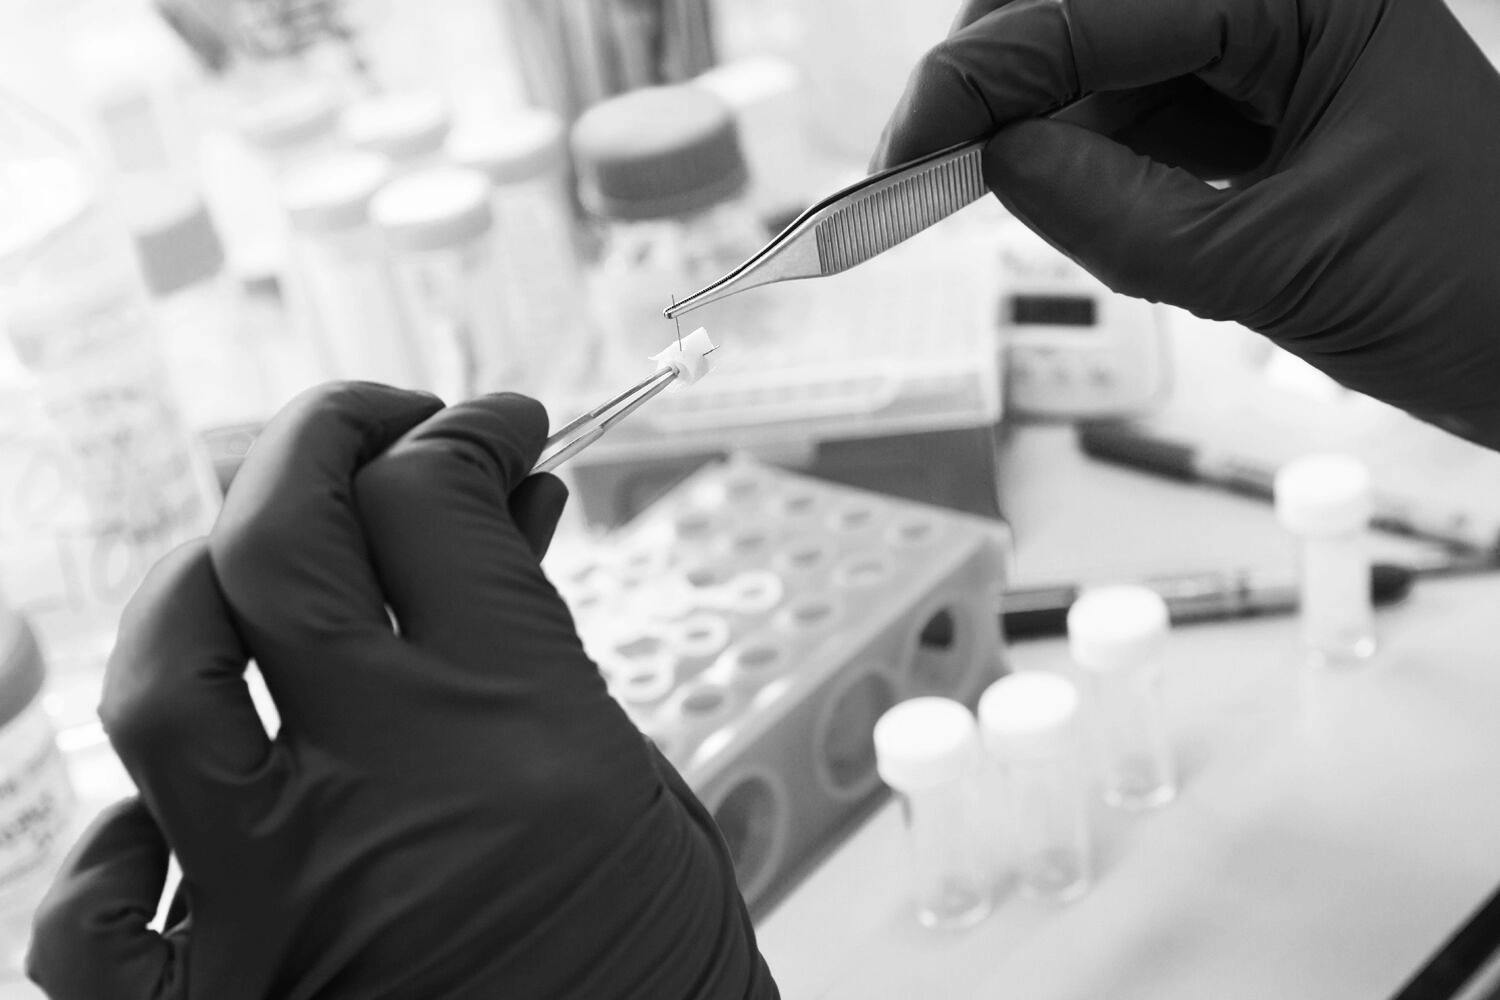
[
  {"xmin": 133, "ymin": 197, "xmax": 279, "ymax": 431},
  {"xmin": 448, "ymin": 107, "xmax": 598, "ymax": 396},
  {"xmin": 978, "ymin": 672, "xmax": 1091, "ymax": 902},
  {"xmin": 372, "ymin": 167, "xmax": 535, "ymax": 401},
  {"xmin": 281, "ymin": 151, "xmax": 428, "ymax": 389},
  {"xmin": 221, "ymin": 81, "xmax": 343, "ymax": 280},
  {"xmin": 571, "ymin": 85, "xmax": 779, "ymax": 384},
  {"xmin": 873, "ymin": 696, "xmax": 993, "ymax": 930},
  {"xmin": 0, "ymin": 92, "xmax": 221, "ymax": 678},
  {"xmin": 341, "ymin": 91, "xmax": 453, "ymax": 173},
  {"xmin": 0, "ymin": 589, "xmax": 75, "ymax": 976},
  {"xmin": 1068, "ymin": 586, "xmax": 1178, "ymax": 810},
  {"xmin": 1274, "ymin": 453, "xmax": 1377, "ymax": 669}
]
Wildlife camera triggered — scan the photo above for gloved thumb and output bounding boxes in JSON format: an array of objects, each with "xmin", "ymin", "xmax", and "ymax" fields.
[
  {"xmin": 984, "ymin": 118, "xmax": 1281, "ymax": 325},
  {"xmin": 27, "ymin": 798, "xmax": 180, "ymax": 1000}
]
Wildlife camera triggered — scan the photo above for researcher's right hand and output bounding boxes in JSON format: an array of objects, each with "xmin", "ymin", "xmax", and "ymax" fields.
[
  {"xmin": 875, "ymin": 0, "xmax": 1500, "ymax": 450},
  {"xmin": 25, "ymin": 383, "xmax": 776, "ymax": 1000}
]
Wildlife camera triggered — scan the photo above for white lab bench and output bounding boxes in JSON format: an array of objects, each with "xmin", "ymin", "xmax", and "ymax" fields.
[{"xmin": 755, "ymin": 315, "xmax": 1500, "ymax": 999}]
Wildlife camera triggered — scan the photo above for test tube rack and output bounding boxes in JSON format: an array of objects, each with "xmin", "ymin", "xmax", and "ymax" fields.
[{"xmin": 547, "ymin": 457, "xmax": 1012, "ymax": 913}]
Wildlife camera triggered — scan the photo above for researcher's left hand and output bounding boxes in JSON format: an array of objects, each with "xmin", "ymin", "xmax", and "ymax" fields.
[{"xmin": 24, "ymin": 383, "xmax": 774, "ymax": 1000}]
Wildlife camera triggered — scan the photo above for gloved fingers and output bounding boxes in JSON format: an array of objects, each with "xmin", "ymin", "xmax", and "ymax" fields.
[
  {"xmin": 983, "ymin": 118, "xmax": 1297, "ymax": 323},
  {"xmin": 209, "ymin": 381, "xmax": 440, "ymax": 663},
  {"xmin": 100, "ymin": 540, "xmax": 283, "ymax": 875},
  {"xmin": 873, "ymin": 0, "xmax": 1298, "ymax": 171},
  {"xmin": 353, "ymin": 393, "xmax": 588, "ymax": 672},
  {"xmin": 27, "ymin": 798, "xmax": 180, "ymax": 1000},
  {"xmin": 508, "ymin": 473, "xmax": 571, "ymax": 561}
]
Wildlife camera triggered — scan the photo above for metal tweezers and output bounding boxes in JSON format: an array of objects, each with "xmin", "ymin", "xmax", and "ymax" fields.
[
  {"xmin": 532, "ymin": 366, "xmax": 679, "ymax": 475},
  {"xmin": 662, "ymin": 137, "xmax": 989, "ymax": 320}
]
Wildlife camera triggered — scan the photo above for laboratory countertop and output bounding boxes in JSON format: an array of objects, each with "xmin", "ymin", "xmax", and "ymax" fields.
[{"xmin": 754, "ymin": 315, "xmax": 1500, "ymax": 999}]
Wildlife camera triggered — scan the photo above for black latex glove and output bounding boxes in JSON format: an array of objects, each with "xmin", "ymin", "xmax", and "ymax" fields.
[
  {"xmin": 26, "ymin": 383, "xmax": 777, "ymax": 1000},
  {"xmin": 875, "ymin": 0, "xmax": 1500, "ymax": 449}
]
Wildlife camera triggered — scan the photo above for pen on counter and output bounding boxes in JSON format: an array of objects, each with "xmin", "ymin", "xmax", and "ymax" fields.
[
  {"xmin": 1078, "ymin": 422, "xmax": 1500, "ymax": 558},
  {"xmin": 1001, "ymin": 563, "xmax": 1420, "ymax": 641}
]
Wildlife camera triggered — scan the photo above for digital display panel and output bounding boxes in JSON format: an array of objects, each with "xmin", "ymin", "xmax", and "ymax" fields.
[{"xmin": 1008, "ymin": 295, "xmax": 1097, "ymax": 327}]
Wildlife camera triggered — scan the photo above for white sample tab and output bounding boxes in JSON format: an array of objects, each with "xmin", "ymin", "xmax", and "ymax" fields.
[{"xmin": 651, "ymin": 327, "xmax": 719, "ymax": 385}]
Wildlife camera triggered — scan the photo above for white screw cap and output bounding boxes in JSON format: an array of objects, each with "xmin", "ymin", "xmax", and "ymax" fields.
[
  {"xmin": 1067, "ymin": 585, "xmax": 1169, "ymax": 671},
  {"xmin": 874, "ymin": 697, "xmax": 980, "ymax": 792},
  {"xmin": 371, "ymin": 167, "xmax": 493, "ymax": 253},
  {"xmin": 977, "ymin": 672, "xmax": 1080, "ymax": 760},
  {"xmin": 281, "ymin": 152, "xmax": 392, "ymax": 233},
  {"xmin": 1274, "ymin": 453, "xmax": 1373, "ymax": 536},
  {"xmin": 342, "ymin": 91, "xmax": 452, "ymax": 162}
]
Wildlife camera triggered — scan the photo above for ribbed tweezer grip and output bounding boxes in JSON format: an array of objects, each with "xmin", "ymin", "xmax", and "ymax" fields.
[{"xmin": 814, "ymin": 145, "xmax": 986, "ymax": 274}]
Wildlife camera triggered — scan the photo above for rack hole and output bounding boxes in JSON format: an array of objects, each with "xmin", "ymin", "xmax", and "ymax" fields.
[
  {"xmin": 685, "ymin": 565, "xmax": 731, "ymax": 589},
  {"xmin": 712, "ymin": 775, "xmax": 783, "ymax": 904},
  {"xmin": 616, "ymin": 636, "xmax": 665, "ymax": 660},
  {"xmin": 675, "ymin": 511, "xmax": 715, "ymax": 541},
  {"xmin": 737, "ymin": 644, "xmax": 783, "ymax": 674},
  {"xmin": 780, "ymin": 491, "xmax": 818, "ymax": 515},
  {"xmin": 834, "ymin": 506, "xmax": 876, "ymax": 531},
  {"xmin": 682, "ymin": 686, "xmax": 728, "ymax": 716},
  {"xmin": 835, "ymin": 556, "xmax": 891, "ymax": 587},
  {"xmin": 907, "ymin": 606, "xmax": 973, "ymax": 696},
  {"xmin": 785, "ymin": 598, "xmax": 836, "ymax": 629},
  {"xmin": 820, "ymin": 672, "xmax": 897, "ymax": 795},
  {"xmin": 891, "ymin": 517, "xmax": 937, "ymax": 545},
  {"xmin": 730, "ymin": 530, "xmax": 770, "ymax": 556}
]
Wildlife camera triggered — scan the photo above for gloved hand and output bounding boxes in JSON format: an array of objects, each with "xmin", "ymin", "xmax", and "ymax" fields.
[
  {"xmin": 875, "ymin": 0, "xmax": 1500, "ymax": 449},
  {"xmin": 25, "ymin": 383, "xmax": 776, "ymax": 1000}
]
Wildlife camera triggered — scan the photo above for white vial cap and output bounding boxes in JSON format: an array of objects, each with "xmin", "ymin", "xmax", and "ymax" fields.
[
  {"xmin": 1067, "ymin": 585, "xmax": 1169, "ymax": 671},
  {"xmin": 447, "ymin": 108, "xmax": 567, "ymax": 185},
  {"xmin": 342, "ymin": 91, "xmax": 452, "ymax": 162},
  {"xmin": 873, "ymin": 697, "xmax": 980, "ymax": 792},
  {"xmin": 371, "ymin": 167, "xmax": 493, "ymax": 253},
  {"xmin": 281, "ymin": 152, "xmax": 392, "ymax": 233},
  {"xmin": 977, "ymin": 672, "xmax": 1080, "ymax": 760},
  {"xmin": 236, "ymin": 83, "xmax": 341, "ymax": 150},
  {"xmin": 1274, "ymin": 453, "xmax": 1373, "ymax": 535}
]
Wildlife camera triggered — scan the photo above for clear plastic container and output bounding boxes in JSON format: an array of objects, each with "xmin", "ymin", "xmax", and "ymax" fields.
[
  {"xmin": 1068, "ymin": 586, "xmax": 1178, "ymax": 810},
  {"xmin": 447, "ymin": 106, "xmax": 599, "ymax": 396},
  {"xmin": 1275, "ymin": 453, "xmax": 1378, "ymax": 669},
  {"xmin": 978, "ymin": 671, "xmax": 1091, "ymax": 902},
  {"xmin": 133, "ymin": 196, "xmax": 280, "ymax": 431},
  {"xmin": 0, "ymin": 90, "xmax": 221, "ymax": 682},
  {"xmin": 281, "ymin": 150, "xmax": 430, "ymax": 390},
  {"xmin": 571, "ymin": 85, "xmax": 779, "ymax": 383},
  {"xmin": 0, "ymin": 590, "xmax": 75, "ymax": 978},
  {"xmin": 873, "ymin": 696, "xmax": 993, "ymax": 930},
  {"xmin": 371, "ymin": 167, "xmax": 541, "ymax": 400}
]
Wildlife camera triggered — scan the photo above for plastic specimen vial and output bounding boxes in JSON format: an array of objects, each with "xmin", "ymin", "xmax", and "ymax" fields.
[
  {"xmin": 978, "ymin": 672, "xmax": 1091, "ymax": 902},
  {"xmin": 341, "ymin": 91, "xmax": 452, "ymax": 172},
  {"xmin": 570, "ymin": 84, "xmax": 784, "ymax": 385},
  {"xmin": 281, "ymin": 151, "xmax": 428, "ymax": 389},
  {"xmin": 1068, "ymin": 586, "xmax": 1178, "ymax": 810},
  {"xmin": 1274, "ymin": 453, "xmax": 1377, "ymax": 669},
  {"xmin": 372, "ymin": 167, "xmax": 530, "ymax": 401},
  {"xmin": 873, "ymin": 697, "xmax": 993, "ymax": 930},
  {"xmin": 447, "ymin": 107, "xmax": 598, "ymax": 396}
]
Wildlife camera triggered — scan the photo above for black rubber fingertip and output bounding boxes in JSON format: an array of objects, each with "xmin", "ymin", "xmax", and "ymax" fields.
[{"xmin": 509, "ymin": 474, "xmax": 570, "ymax": 559}]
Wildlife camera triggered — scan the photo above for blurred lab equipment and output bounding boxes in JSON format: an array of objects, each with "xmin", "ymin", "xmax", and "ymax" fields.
[
  {"xmin": 1068, "ymin": 586, "xmax": 1178, "ymax": 810},
  {"xmin": 1002, "ymin": 562, "xmax": 1420, "ymax": 641},
  {"xmin": 995, "ymin": 227, "xmax": 1172, "ymax": 420},
  {"xmin": 1275, "ymin": 454, "xmax": 1378, "ymax": 670},
  {"xmin": 340, "ymin": 90, "xmax": 452, "ymax": 170},
  {"xmin": 546, "ymin": 458, "xmax": 1009, "ymax": 915},
  {"xmin": 281, "ymin": 150, "xmax": 424, "ymax": 387},
  {"xmin": 0, "ymin": 590, "xmax": 74, "ymax": 976},
  {"xmin": 447, "ymin": 107, "xmax": 599, "ymax": 396},
  {"xmin": 571, "ymin": 84, "xmax": 770, "ymax": 384},
  {"xmin": 977, "ymin": 671, "xmax": 1092, "ymax": 902},
  {"xmin": 691, "ymin": 56, "xmax": 812, "ymax": 222},
  {"xmin": 1080, "ymin": 422, "xmax": 1500, "ymax": 558},
  {"xmin": 134, "ymin": 197, "xmax": 283, "ymax": 431},
  {"xmin": 501, "ymin": 0, "xmax": 716, "ymax": 123},
  {"xmin": 873, "ymin": 697, "xmax": 994, "ymax": 930},
  {"xmin": 0, "ymin": 90, "xmax": 221, "ymax": 676},
  {"xmin": 371, "ymin": 166, "xmax": 534, "ymax": 400}
]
